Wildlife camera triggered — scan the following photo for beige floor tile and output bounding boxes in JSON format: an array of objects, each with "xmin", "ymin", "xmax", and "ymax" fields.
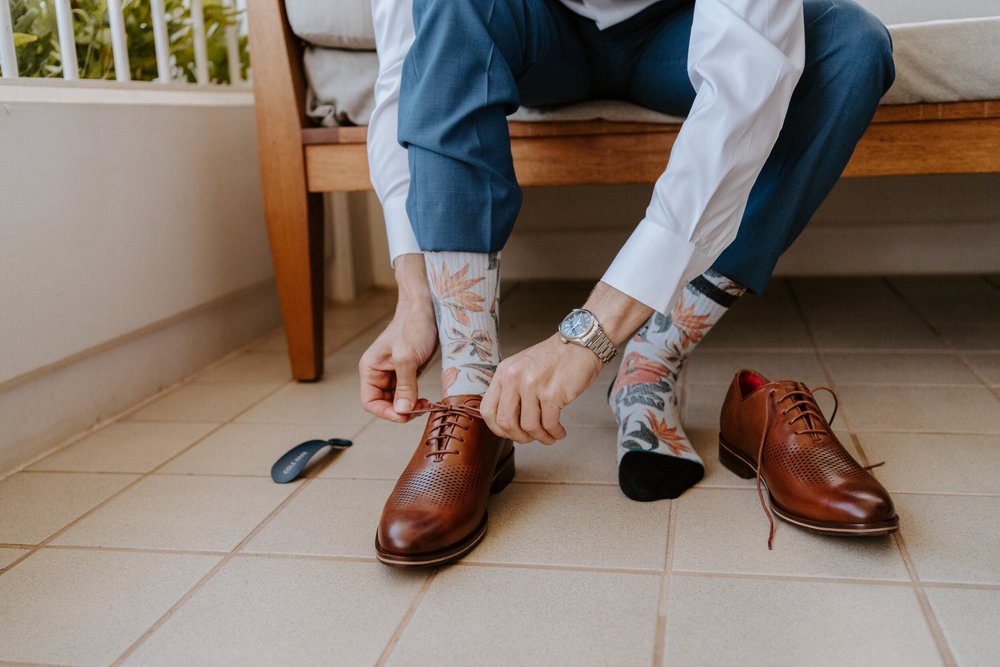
[
  {"xmin": 514, "ymin": 426, "xmax": 618, "ymax": 485},
  {"xmin": 0, "ymin": 548, "xmax": 28, "ymax": 571},
  {"xmin": 130, "ymin": 382, "xmax": 277, "ymax": 422},
  {"xmin": 0, "ymin": 549, "xmax": 219, "ymax": 666},
  {"xmin": 0, "ymin": 472, "xmax": 138, "ymax": 545},
  {"xmin": 685, "ymin": 350, "xmax": 826, "ymax": 386},
  {"xmin": 687, "ymin": 428, "xmax": 755, "ymax": 489},
  {"xmin": 51, "ymin": 475, "xmax": 295, "ymax": 552},
  {"xmin": 680, "ymin": 383, "xmax": 731, "ymax": 430},
  {"xmin": 319, "ymin": 419, "xmax": 424, "ymax": 480},
  {"xmin": 236, "ymin": 376, "xmax": 370, "ymax": 425},
  {"xmin": 159, "ymin": 422, "xmax": 368, "ymax": 477},
  {"xmin": 243, "ymin": 478, "xmax": 393, "ymax": 558},
  {"xmin": 838, "ymin": 386, "xmax": 1000, "ymax": 433},
  {"xmin": 698, "ymin": 315, "xmax": 814, "ymax": 350},
  {"xmin": 28, "ymin": 422, "xmax": 217, "ymax": 474},
  {"xmin": 824, "ymin": 352, "xmax": 979, "ymax": 385},
  {"xmin": 560, "ymin": 366, "xmax": 619, "ymax": 427},
  {"xmin": 926, "ymin": 588, "xmax": 1000, "ymax": 667},
  {"xmin": 896, "ymin": 494, "xmax": 1000, "ymax": 584},
  {"xmin": 937, "ymin": 322, "xmax": 1000, "ymax": 350},
  {"xmin": 670, "ymin": 488, "xmax": 908, "ymax": 581},
  {"xmin": 125, "ymin": 557, "xmax": 425, "ymax": 667},
  {"xmin": 388, "ymin": 565, "xmax": 660, "ymax": 667},
  {"xmin": 661, "ymin": 575, "xmax": 942, "ymax": 667},
  {"xmin": 464, "ymin": 482, "xmax": 669, "ymax": 570},
  {"xmin": 964, "ymin": 353, "xmax": 1000, "ymax": 384},
  {"xmin": 808, "ymin": 317, "xmax": 946, "ymax": 350},
  {"xmin": 856, "ymin": 432, "xmax": 1000, "ymax": 494},
  {"xmin": 195, "ymin": 351, "xmax": 293, "ymax": 385}
]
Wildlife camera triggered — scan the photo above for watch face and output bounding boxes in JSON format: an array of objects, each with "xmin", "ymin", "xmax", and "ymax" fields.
[{"xmin": 560, "ymin": 310, "xmax": 593, "ymax": 338}]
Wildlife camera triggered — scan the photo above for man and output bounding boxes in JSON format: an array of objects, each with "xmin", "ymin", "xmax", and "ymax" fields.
[{"xmin": 360, "ymin": 0, "xmax": 895, "ymax": 565}]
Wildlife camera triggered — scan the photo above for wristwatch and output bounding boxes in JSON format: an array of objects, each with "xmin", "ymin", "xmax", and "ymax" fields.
[{"xmin": 558, "ymin": 308, "xmax": 618, "ymax": 364}]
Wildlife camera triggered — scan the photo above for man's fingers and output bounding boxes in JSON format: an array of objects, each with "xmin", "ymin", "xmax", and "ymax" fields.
[
  {"xmin": 481, "ymin": 381, "xmax": 502, "ymax": 435},
  {"xmin": 541, "ymin": 401, "xmax": 567, "ymax": 441},
  {"xmin": 497, "ymin": 388, "xmax": 532, "ymax": 444},
  {"xmin": 520, "ymin": 397, "xmax": 555, "ymax": 445},
  {"xmin": 391, "ymin": 357, "xmax": 419, "ymax": 414}
]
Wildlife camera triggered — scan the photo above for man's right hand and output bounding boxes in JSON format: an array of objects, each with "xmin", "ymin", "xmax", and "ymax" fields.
[{"xmin": 359, "ymin": 254, "xmax": 438, "ymax": 423}]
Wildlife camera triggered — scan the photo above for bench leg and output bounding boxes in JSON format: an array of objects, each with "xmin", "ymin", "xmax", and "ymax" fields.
[
  {"xmin": 265, "ymin": 190, "xmax": 325, "ymax": 382},
  {"xmin": 248, "ymin": 0, "xmax": 326, "ymax": 381}
]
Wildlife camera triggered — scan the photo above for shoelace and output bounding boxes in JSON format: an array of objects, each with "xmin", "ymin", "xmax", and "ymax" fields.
[
  {"xmin": 405, "ymin": 399, "xmax": 481, "ymax": 463},
  {"xmin": 754, "ymin": 385, "xmax": 878, "ymax": 550}
]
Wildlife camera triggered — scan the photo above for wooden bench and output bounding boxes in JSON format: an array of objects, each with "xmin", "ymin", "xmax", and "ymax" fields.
[{"xmin": 247, "ymin": 0, "xmax": 1000, "ymax": 381}]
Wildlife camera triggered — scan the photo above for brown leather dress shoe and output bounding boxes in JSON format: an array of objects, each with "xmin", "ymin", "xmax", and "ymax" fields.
[
  {"xmin": 376, "ymin": 395, "xmax": 515, "ymax": 566},
  {"xmin": 719, "ymin": 370, "xmax": 898, "ymax": 548}
]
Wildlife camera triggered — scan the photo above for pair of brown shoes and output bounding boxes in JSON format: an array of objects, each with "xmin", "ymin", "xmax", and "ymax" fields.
[{"xmin": 376, "ymin": 371, "xmax": 897, "ymax": 566}]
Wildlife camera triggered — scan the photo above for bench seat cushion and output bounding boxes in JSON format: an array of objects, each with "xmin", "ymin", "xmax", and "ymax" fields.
[{"xmin": 301, "ymin": 16, "xmax": 1000, "ymax": 127}]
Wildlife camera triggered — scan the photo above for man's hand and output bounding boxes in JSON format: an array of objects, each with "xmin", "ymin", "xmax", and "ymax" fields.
[
  {"xmin": 481, "ymin": 334, "xmax": 601, "ymax": 444},
  {"xmin": 481, "ymin": 281, "xmax": 654, "ymax": 444},
  {"xmin": 359, "ymin": 254, "xmax": 438, "ymax": 423}
]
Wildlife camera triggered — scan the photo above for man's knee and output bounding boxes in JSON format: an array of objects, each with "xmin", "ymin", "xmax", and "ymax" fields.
[{"xmin": 808, "ymin": 0, "xmax": 895, "ymax": 94}]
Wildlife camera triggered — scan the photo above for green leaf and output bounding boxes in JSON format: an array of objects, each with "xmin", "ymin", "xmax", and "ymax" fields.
[
  {"xmin": 13, "ymin": 33, "xmax": 39, "ymax": 48},
  {"xmin": 625, "ymin": 421, "xmax": 660, "ymax": 450}
]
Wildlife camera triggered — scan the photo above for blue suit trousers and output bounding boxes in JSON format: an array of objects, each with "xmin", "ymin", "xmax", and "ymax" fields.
[{"xmin": 398, "ymin": 0, "xmax": 895, "ymax": 294}]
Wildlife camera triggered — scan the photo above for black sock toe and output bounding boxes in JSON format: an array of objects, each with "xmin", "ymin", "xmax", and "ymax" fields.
[{"xmin": 618, "ymin": 450, "xmax": 705, "ymax": 501}]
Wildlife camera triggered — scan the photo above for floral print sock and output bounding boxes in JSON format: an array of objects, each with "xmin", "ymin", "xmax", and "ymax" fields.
[
  {"xmin": 610, "ymin": 269, "xmax": 747, "ymax": 501},
  {"xmin": 424, "ymin": 251, "xmax": 501, "ymax": 397}
]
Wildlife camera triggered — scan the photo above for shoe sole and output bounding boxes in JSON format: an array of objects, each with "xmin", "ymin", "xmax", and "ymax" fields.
[
  {"xmin": 375, "ymin": 443, "xmax": 515, "ymax": 567},
  {"xmin": 718, "ymin": 437, "xmax": 899, "ymax": 537}
]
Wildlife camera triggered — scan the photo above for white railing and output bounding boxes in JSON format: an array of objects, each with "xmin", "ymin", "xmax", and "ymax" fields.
[{"xmin": 0, "ymin": 0, "xmax": 247, "ymax": 84}]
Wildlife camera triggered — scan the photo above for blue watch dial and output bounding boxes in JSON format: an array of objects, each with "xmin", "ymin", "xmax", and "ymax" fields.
[{"xmin": 560, "ymin": 310, "xmax": 592, "ymax": 338}]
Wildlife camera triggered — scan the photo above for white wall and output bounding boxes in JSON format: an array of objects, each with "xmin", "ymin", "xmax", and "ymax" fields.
[{"xmin": 0, "ymin": 83, "xmax": 280, "ymax": 475}]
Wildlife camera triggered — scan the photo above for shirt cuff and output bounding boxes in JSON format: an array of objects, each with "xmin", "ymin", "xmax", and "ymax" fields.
[
  {"xmin": 383, "ymin": 194, "xmax": 421, "ymax": 265},
  {"xmin": 600, "ymin": 219, "xmax": 715, "ymax": 315}
]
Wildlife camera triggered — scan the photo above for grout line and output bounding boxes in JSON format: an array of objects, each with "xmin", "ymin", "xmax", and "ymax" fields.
[
  {"xmin": 882, "ymin": 277, "xmax": 1000, "ymax": 404},
  {"xmin": 892, "ymin": 531, "xmax": 958, "ymax": 667},
  {"xmin": 375, "ymin": 570, "xmax": 438, "ymax": 667},
  {"xmin": 652, "ymin": 500, "xmax": 677, "ymax": 667},
  {"xmin": 454, "ymin": 560, "xmax": 661, "ymax": 576},
  {"xmin": 669, "ymin": 570, "xmax": 913, "ymax": 587},
  {"xmin": 109, "ymin": 427, "xmax": 330, "ymax": 666}
]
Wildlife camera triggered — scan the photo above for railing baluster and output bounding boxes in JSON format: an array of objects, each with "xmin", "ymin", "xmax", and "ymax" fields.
[
  {"xmin": 54, "ymin": 0, "xmax": 79, "ymax": 80},
  {"xmin": 106, "ymin": 0, "xmax": 130, "ymax": 81},
  {"xmin": 224, "ymin": 0, "xmax": 241, "ymax": 84},
  {"xmin": 149, "ymin": 0, "xmax": 171, "ymax": 83},
  {"xmin": 0, "ymin": 0, "xmax": 19, "ymax": 78},
  {"xmin": 190, "ymin": 0, "xmax": 209, "ymax": 84}
]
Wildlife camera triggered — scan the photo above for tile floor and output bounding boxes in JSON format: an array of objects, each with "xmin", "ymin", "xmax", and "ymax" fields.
[{"xmin": 1, "ymin": 276, "xmax": 998, "ymax": 667}]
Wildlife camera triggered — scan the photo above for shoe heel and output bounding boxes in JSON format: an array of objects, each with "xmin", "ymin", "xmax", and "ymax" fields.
[
  {"xmin": 490, "ymin": 443, "xmax": 516, "ymax": 494},
  {"xmin": 718, "ymin": 439, "xmax": 756, "ymax": 479}
]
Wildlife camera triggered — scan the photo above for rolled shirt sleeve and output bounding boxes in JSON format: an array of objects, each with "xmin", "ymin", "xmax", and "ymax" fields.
[
  {"xmin": 601, "ymin": 0, "xmax": 805, "ymax": 313},
  {"xmin": 369, "ymin": 0, "xmax": 421, "ymax": 263}
]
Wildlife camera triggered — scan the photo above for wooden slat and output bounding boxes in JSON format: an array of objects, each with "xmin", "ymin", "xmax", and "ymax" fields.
[
  {"xmin": 306, "ymin": 114, "xmax": 1000, "ymax": 192},
  {"xmin": 843, "ymin": 118, "xmax": 1000, "ymax": 177}
]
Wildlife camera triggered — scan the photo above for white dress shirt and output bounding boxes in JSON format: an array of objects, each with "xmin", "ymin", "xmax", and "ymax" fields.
[{"xmin": 368, "ymin": 0, "xmax": 805, "ymax": 313}]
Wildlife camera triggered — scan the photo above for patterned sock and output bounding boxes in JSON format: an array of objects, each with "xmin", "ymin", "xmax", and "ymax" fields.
[
  {"xmin": 610, "ymin": 269, "xmax": 747, "ymax": 501},
  {"xmin": 424, "ymin": 252, "xmax": 501, "ymax": 397}
]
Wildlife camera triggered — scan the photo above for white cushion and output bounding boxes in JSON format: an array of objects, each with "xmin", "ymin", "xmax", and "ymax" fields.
[
  {"xmin": 304, "ymin": 17, "xmax": 1000, "ymax": 126},
  {"xmin": 286, "ymin": 0, "xmax": 374, "ymax": 50},
  {"xmin": 284, "ymin": 0, "xmax": 998, "ymax": 49}
]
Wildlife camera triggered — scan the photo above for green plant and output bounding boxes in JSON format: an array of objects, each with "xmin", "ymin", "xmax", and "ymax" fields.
[{"xmin": 6, "ymin": 0, "xmax": 248, "ymax": 83}]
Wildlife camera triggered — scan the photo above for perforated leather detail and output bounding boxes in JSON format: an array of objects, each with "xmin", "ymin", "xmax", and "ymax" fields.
[
  {"xmin": 763, "ymin": 442, "xmax": 869, "ymax": 486},
  {"xmin": 388, "ymin": 463, "xmax": 492, "ymax": 509}
]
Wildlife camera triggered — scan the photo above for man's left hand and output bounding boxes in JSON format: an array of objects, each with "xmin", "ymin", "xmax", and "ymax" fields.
[{"xmin": 480, "ymin": 334, "xmax": 603, "ymax": 445}]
